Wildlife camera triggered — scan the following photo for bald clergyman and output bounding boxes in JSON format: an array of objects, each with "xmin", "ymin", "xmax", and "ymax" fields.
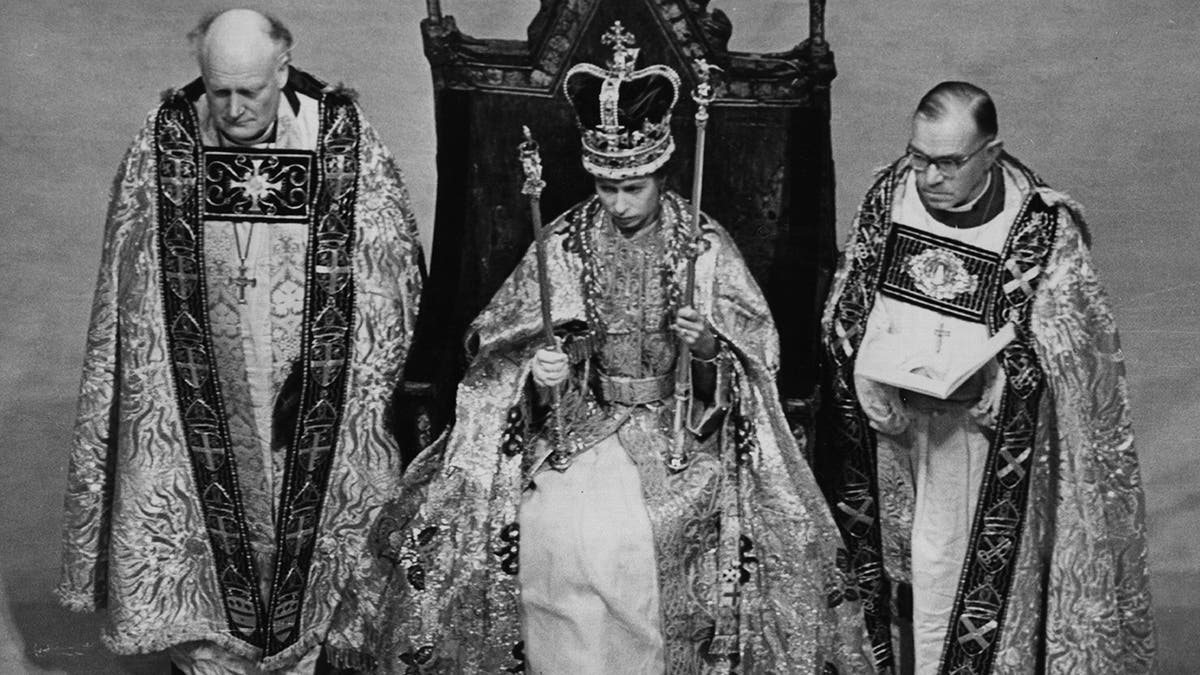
[{"xmin": 58, "ymin": 9, "xmax": 424, "ymax": 673}]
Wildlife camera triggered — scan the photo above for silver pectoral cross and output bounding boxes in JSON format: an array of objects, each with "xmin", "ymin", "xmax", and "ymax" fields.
[
  {"xmin": 230, "ymin": 265, "xmax": 257, "ymax": 304},
  {"xmin": 933, "ymin": 323, "xmax": 951, "ymax": 354}
]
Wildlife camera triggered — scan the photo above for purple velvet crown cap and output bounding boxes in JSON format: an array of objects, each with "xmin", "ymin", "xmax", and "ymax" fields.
[{"xmin": 563, "ymin": 21, "xmax": 682, "ymax": 179}]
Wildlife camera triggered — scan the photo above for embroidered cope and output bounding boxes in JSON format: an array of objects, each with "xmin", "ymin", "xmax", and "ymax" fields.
[
  {"xmin": 819, "ymin": 155, "xmax": 1155, "ymax": 674},
  {"xmin": 58, "ymin": 69, "xmax": 425, "ymax": 671}
]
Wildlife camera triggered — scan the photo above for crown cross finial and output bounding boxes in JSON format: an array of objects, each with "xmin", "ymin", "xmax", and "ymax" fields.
[
  {"xmin": 601, "ymin": 21, "xmax": 638, "ymax": 75},
  {"xmin": 601, "ymin": 21, "xmax": 636, "ymax": 51},
  {"xmin": 563, "ymin": 22, "xmax": 682, "ymax": 179}
]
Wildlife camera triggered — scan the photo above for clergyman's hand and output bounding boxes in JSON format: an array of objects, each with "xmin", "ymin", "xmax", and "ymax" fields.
[
  {"xmin": 531, "ymin": 347, "xmax": 569, "ymax": 388},
  {"xmin": 673, "ymin": 307, "xmax": 717, "ymax": 360}
]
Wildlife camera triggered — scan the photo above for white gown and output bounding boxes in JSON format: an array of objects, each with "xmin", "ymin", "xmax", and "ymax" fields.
[{"xmin": 519, "ymin": 434, "xmax": 665, "ymax": 674}]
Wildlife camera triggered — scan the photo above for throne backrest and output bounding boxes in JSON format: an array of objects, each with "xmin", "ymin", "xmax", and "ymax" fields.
[{"xmin": 401, "ymin": 0, "xmax": 837, "ymax": 450}]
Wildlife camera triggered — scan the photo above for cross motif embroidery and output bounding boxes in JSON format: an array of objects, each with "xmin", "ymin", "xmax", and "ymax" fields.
[
  {"xmin": 957, "ymin": 614, "xmax": 998, "ymax": 652},
  {"xmin": 164, "ymin": 254, "xmax": 198, "ymax": 300},
  {"xmin": 284, "ymin": 509, "xmax": 318, "ymax": 556},
  {"xmin": 310, "ymin": 341, "xmax": 346, "ymax": 388},
  {"xmin": 997, "ymin": 444, "xmax": 1033, "ymax": 484},
  {"xmin": 174, "ymin": 343, "xmax": 210, "ymax": 389},
  {"xmin": 314, "ymin": 249, "xmax": 353, "ymax": 296},
  {"xmin": 203, "ymin": 148, "xmax": 313, "ymax": 222},
  {"xmin": 296, "ymin": 429, "xmax": 335, "ymax": 474},
  {"xmin": 323, "ymin": 154, "xmax": 356, "ymax": 199},
  {"xmin": 207, "ymin": 511, "xmax": 242, "ymax": 554},
  {"xmin": 228, "ymin": 158, "xmax": 284, "ymax": 214},
  {"xmin": 835, "ymin": 319, "xmax": 861, "ymax": 359},
  {"xmin": 837, "ymin": 495, "xmax": 875, "ymax": 535},
  {"xmin": 191, "ymin": 429, "xmax": 227, "ymax": 472},
  {"xmin": 158, "ymin": 145, "xmax": 196, "ymax": 207},
  {"xmin": 1002, "ymin": 260, "xmax": 1040, "ymax": 299}
]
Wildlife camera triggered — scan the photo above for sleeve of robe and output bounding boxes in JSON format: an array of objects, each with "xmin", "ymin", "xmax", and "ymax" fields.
[
  {"xmin": 1028, "ymin": 202, "xmax": 1156, "ymax": 673},
  {"xmin": 355, "ymin": 119, "xmax": 425, "ymax": 357}
]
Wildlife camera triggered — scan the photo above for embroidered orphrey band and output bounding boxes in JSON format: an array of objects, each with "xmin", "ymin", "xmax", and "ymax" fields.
[
  {"xmin": 823, "ymin": 170, "xmax": 897, "ymax": 672},
  {"xmin": 265, "ymin": 96, "xmax": 360, "ymax": 655},
  {"xmin": 155, "ymin": 90, "xmax": 360, "ymax": 654},
  {"xmin": 155, "ymin": 94, "xmax": 268, "ymax": 644},
  {"xmin": 936, "ymin": 200, "xmax": 1056, "ymax": 674}
]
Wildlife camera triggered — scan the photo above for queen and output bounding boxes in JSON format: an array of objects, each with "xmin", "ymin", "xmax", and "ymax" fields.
[{"xmin": 327, "ymin": 22, "xmax": 868, "ymax": 674}]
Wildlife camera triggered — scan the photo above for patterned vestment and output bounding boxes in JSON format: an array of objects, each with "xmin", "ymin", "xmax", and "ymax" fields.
[
  {"xmin": 817, "ymin": 154, "xmax": 1155, "ymax": 674},
  {"xmin": 58, "ymin": 68, "xmax": 424, "ymax": 670}
]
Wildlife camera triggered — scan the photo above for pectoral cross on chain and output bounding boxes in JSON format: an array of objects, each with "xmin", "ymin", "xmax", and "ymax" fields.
[
  {"xmin": 933, "ymin": 323, "xmax": 951, "ymax": 354},
  {"xmin": 230, "ymin": 265, "xmax": 257, "ymax": 304}
]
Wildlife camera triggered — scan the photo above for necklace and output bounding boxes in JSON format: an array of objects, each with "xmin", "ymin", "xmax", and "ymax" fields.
[{"xmin": 229, "ymin": 222, "xmax": 257, "ymax": 304}]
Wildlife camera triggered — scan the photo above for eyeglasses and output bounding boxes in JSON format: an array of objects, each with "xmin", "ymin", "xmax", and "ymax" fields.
[{"xmin": 906, "ymin": 140, "xmax": 993, "ymax": 177}]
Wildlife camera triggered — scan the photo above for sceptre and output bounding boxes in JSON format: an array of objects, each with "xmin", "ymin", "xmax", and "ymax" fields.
[
  {"xmin": 518, "ymin": 126, "xmax": 569, "ymax": 470},
  {"xmin": 667, "ymin": 59, "xmax": 720, "ymax": 472}
]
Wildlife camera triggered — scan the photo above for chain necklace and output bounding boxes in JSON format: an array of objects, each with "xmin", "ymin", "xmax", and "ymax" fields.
[{"xmin": 229, "ymin": 222, "xmax": 257, "ymax": 304}]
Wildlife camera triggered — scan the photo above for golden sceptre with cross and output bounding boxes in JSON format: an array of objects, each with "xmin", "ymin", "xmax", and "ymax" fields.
[
  {"xmin": 518, "ymin": 126, "xmax": 570, "ymax": 469},
  {"xmin": 667, "ymin": 59, "xmax": 720, "ymax": 472}
]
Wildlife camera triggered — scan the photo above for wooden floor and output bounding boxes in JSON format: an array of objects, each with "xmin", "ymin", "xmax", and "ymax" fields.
[{"xmin": 1, "ymin": 1, "xmax": 1196, "ymax": 672}]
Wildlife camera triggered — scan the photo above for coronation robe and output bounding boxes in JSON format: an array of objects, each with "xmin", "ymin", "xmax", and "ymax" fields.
[
  {"xmin": 327, "ymin": 191, "xmax": 869, "ymax": 673},
  {"xmin": 817, "ymin": 154, "xmax": 1155, "ymax": 674},
  {"xmin": 58, "ymin": 68, "xmax": 424, "ymax": 670}
]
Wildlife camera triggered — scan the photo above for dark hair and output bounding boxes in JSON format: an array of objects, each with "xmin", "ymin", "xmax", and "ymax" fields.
[
  {"xmin": 914, "ymin": 81, "xmax": 998, "ymax": 138},
  {"xmin": 188, "ymin": 9, "xmax": 294, "ymax": 53}
]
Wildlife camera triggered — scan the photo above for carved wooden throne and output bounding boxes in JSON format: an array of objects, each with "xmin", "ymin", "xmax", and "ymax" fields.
[{"xmin": 397, "ymin": 0, "xmax": 838, "ymax": 457}]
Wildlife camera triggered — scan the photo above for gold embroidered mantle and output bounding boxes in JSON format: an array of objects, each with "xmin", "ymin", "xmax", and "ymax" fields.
[{"xmin": 328, "ymin": 192, "xmax": 870, "ymax": 673}]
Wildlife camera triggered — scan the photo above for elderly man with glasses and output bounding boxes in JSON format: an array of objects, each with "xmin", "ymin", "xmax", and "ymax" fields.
[{"xmin": 816, "ymin": 81, "xmax": 1155, "ymax": 674}]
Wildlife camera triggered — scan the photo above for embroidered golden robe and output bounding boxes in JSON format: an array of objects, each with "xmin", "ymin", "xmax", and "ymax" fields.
[
  {"xmin": 327, "ymin": 191, "xmax": 870, "ymax": 673},
  {"xmin": 818, "ymin": 154, "xmax": 1155, "ymax": 674},
  {"xmin": 58, "ymin": 68, "xmax": 424, "ymax": 670}
]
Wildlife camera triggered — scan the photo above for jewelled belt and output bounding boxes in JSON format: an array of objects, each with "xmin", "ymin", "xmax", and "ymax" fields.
[{"xmin": 597, "ymin": 373, "xmax": 674, "ymax": 406}]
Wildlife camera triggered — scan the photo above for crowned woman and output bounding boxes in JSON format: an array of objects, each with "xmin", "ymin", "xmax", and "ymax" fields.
[{"xmin": 326, "ymin": 22, "xmax": 868, "ymax": 674}]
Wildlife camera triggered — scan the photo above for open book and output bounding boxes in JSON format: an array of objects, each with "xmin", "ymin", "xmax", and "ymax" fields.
[{"xmin": 856, "ymin": 323, "xmax": 1016, "ymax": 400}]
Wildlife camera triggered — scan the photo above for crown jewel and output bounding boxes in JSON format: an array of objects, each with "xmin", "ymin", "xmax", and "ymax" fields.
[{"xmin": 564, "ymin": 22, "xmax": 682, "ymax": 179}]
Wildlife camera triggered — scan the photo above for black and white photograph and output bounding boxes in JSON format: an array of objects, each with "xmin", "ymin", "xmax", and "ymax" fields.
[{"xmin": 0, "ymin": 1, "xmax": 1194, "ymax": 673}]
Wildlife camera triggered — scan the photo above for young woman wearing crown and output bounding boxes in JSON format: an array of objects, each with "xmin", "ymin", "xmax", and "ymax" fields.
[{"xmin": 326, "ymin": 22, "xmax": 870, "ymax": 674}]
